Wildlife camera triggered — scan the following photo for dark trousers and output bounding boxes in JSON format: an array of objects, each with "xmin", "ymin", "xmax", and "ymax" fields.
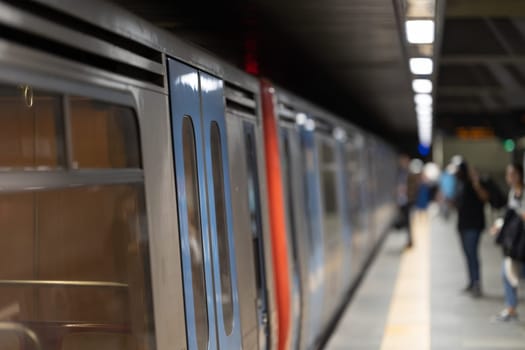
[
  {"xmin": 460, "ymin": 229, "xmax": 482, "ymax": 286},
  {"xmin": 400, "ymin": 203, "xmax": 412, "ymax": 246}
]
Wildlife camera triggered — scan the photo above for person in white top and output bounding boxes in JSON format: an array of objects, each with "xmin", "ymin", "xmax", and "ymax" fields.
[{"xmin": 492, "ymin": 163, "xmax": 524, "ymax": 322}]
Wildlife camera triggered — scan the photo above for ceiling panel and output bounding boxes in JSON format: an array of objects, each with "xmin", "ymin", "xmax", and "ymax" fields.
[
  {"xmin": 109, "ymin": 0, "xmax": 417, "ymax": 144},
  {"xmin": 437, "ymin": 3, "xmax": 525, "ymax": 139}
]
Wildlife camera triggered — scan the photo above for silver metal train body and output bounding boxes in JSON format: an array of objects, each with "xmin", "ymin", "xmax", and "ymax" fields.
[{"xmin": 0, "ymin": 1, "xmax": 398, "ymax": 350}]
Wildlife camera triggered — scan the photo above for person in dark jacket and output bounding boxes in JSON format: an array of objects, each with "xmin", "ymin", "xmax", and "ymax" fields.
[{"xmin": 455, "ymin": 161, "xmax": 489, "ymax": 297}]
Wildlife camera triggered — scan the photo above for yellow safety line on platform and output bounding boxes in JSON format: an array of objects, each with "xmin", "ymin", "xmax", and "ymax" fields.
[{"xmin": 380, "ymin": 212, "xmax": 430, "ymax": 350}]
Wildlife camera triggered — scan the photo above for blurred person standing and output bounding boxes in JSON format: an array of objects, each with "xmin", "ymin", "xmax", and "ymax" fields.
[
  {"xmin": 396, "ymin": 155, "xmax": 418, "ymax": 249},
  {"xmin": 439, "ymin": 163, "xmax": 457, "ymax": 218},
  {"xmin": 455, "ymin": 161, "xmax": 489, "ymax": 297},
  {"xmin": 492, "ymin": 163, "xmax": 525, "ymax": 322}
]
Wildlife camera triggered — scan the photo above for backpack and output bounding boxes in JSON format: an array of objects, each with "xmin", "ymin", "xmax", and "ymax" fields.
[{"xmin": 496, "ymin": 209, "xmax": 525, "ymax": 262}]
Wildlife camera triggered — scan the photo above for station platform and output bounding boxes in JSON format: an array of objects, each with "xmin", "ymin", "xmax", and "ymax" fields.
[{"xmin": 326, "ymin": 208, "xmax": 525, "ymax": 350}]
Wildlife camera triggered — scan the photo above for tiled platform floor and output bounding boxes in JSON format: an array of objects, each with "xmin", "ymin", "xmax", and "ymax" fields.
[{"xmin": 326, "ymin": 209, "xmax": 525, "ymax": 350}]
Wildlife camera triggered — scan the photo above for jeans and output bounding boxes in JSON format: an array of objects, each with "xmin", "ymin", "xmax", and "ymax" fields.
[
  {"xmin": 400, "ymin": 203, "xmax": 412, "ymax": 246},
  {"xmin": 503, "ymin": 260, "xmax": 519, "ymax": 308},
  {"xmin": 460, "ymin": 229, "xmax": 482, "ymax": 286}
]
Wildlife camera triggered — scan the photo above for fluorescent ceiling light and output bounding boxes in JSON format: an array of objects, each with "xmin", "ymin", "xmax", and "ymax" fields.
[
  {"xmin": 414, "ymin": 93, "xmax": 432, "ymax": 106},
  {"xmin": 409, "ymin": 58, "xmax": 433, "ymax": 75},
  {"xmin": 418, "ymin": 117, "xmax": 431, "ymax": 125},
  {"xmin": 417, "ymin": 110, "xmax": 433, "ymax": 146},
  {"xmin": 412, "ymin": 79, "xmax": 433, "ymax": 93},
  {"xmin": 417, "ymin": 114, "xmax": 432, "ymax": 124},
  {"xmin": 406, "ymin": 20, "xmax": 435, "ymax": 44},
  {"xmin": 418, "ymin": 122, "xmax": 432, "ymax": 132},
  {"xmin": 416, "ymin": 104, "xmax": 432, "ymax": 115},
  {"xmin": 419, "ymin": 135, "xmax": 432, "ymax": 143},
  {"xmin": 419, "ymin": 131, "xmax": 432, "ymax": 146},
  {"xmin": 296, "ymin": 113, "xmax": 307, "ymax": 125}
]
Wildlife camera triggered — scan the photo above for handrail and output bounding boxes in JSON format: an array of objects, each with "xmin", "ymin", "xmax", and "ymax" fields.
[
  {"xmin": 0, "ymin": 322, "xmax": 42, "ymax": 350},
  {"xmin": 0, "ymin": 280, "xmax": 128, "ymax": 288}
]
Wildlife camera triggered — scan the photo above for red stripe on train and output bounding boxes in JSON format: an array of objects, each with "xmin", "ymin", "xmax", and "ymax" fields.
[{"xmin": 260, "ymin": 79, "xmax": 291, "ymax": 350}]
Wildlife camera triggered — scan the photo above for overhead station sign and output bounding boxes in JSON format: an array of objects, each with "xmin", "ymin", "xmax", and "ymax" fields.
[{"xmin": 455, "ymin": 127, "xmax": 495, "ymax": 139}]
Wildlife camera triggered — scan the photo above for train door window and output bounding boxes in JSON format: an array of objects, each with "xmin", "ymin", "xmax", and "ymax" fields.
[
  {"xmin": 280, "ymin": 129, "xmax": 299, "ymax": 259},
  {"xmin": 210, "ymin": 121, "xmax": 234, "ymax": 335},
  {"xmin": 319, "ymin": 140, "xmax": 340, "ymax": 239},
  {"xmin": 182, "ymin": 117, "xmax": 209, "ymax": 350},
  {"xmin": 70, "ymin": 97, "xmax": 141, "ymax": 169},
  {"xmin": 243, "ymin": 121, "xmax": 268, "ymax": 348},
  {"xmin": 0, "ymin": 84, "xmax": 64, "ymax": 169},
  {"xmin": 0, "ymin": 87, "xmax": 155, "ymax": 350}
]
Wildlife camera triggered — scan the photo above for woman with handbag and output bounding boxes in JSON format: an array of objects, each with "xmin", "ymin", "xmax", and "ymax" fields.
[{"xmin": 492, "ymin": 163, "xmax": 524, "ymax": 322}]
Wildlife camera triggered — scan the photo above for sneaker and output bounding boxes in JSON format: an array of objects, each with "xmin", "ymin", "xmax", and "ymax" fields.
[
  {"xmin": 491, "ymin": 309, "xmax": 518, "ymax": 322},
  {"xmin": 470, "ymin": 284, "xmax": 482, "ymax": 298},
  {"xmin": 461, "ymin": 284, "xmax": 473, "ymax": 294}
]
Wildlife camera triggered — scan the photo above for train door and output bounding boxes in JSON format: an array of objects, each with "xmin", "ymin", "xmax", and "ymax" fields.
[
  {"xmin": 242, "ymin": 121, "xmax": 270, "ymax": 350},
  {"xmin": 366, "ymin": 139, "xmax": 378, "ymax": 245},
  {"xmin": 298, "ymin": 123, "xmax": 325, "ymax": 348},
  {"xmin": 333, "ymin": 133, "xmax": 353, "ymax": 300},
  {"xmin": 358, "ymin": 137, "xmax": 372, "ymax": 256},
  {"xmin": 280, "ymin": 125, "xmax": 303, "ymax": 350},
  {"xmin": 344, "ymin": 137, "xmax": 365, "ymax": 279},
  {"xmin": 168, "ymin": 59, "xmax": 242, "ymax": 350},
  {"xmin": 316, "ymin": 134, "xmax": 344, "ymax": 328}
]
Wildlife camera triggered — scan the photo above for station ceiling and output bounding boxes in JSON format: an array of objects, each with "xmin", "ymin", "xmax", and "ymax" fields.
[
  {"xmin": 437, "ymin": 0, "xmax": 525, "ymax": 140},
  {"xmin": 108, "ymin": 0, "xmax": 525, "ymax": 150},
  {"xmin": 108, "ymin": 0, "xmax": 416, "ymax": 149}
]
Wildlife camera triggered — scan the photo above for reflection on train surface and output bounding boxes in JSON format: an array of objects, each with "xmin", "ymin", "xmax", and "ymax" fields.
[{"xmin": 0, "ymin": 1, "xmax": 398, "ymax": 349}]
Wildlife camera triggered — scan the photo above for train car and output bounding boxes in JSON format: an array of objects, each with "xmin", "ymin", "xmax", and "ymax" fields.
[
  {"xmin": 260, "ymin": 85, "xmax": 398, "ymax": 350},
  {"xmin": 0, "ymin": 1, "xmax": 398, "ymax": 350}
]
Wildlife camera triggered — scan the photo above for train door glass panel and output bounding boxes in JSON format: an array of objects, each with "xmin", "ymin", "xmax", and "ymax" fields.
[
  {"xmin": 200, "ymin": 72, "xmax": 241, "ymax": 349},
  {"xmin": 243, "ymin": 121, "xmax": 269, "ymax": 350},
  {"xmin": 0, "ymin": 83, "xmax": 155, "ymax": 350},
  {"xmin": 209, "ymin": 121, "xmax": 233, "ymax": 335},
  {"xmin": 182, "ymin": 117, "xmax": 210, "ymax": 350}
]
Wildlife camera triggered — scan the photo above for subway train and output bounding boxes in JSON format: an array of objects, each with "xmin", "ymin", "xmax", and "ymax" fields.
[{"xmin": 0, "ymin": 1, "xmax": 398, "ymax": 350}]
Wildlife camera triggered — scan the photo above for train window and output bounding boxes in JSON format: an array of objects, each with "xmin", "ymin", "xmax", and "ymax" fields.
[
  {"xmin": 210, "ymin": 121, "xmax": 234, "ymax": 335},
  {"xmin": 345, "ymin": 146, "xmax": 361, "ymax": 226},
  {"xmin": 281, "ymin": 129, "xmax": 301, "ymax": 263},
  {"xmin": 320, "ymin": 141, "xmax": 340, "ymax": 239},
  {"xmin": 0, "ymin": 184, "xmax": 155, "ymax": 350},
  {"xmin": 182, "ymin": 117, "xmax": 209, "ymax": 350},
  {"xmin": 0, "ymin": 84, "xmax": 64, "ymax": 169},
  {"xmin": 70, "ymin": 97, "xmax": 141, "ymax": 169}
]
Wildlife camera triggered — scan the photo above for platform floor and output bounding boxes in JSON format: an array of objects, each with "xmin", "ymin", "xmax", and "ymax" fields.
[{"xmin": 326, "ymin": 208, "xmax": 525, "ymax": 350}]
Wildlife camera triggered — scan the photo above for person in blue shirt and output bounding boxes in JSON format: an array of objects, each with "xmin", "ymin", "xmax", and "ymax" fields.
[{"xmin": 439, "ymin": 163, "xmax": 457, "ymax": 218}]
